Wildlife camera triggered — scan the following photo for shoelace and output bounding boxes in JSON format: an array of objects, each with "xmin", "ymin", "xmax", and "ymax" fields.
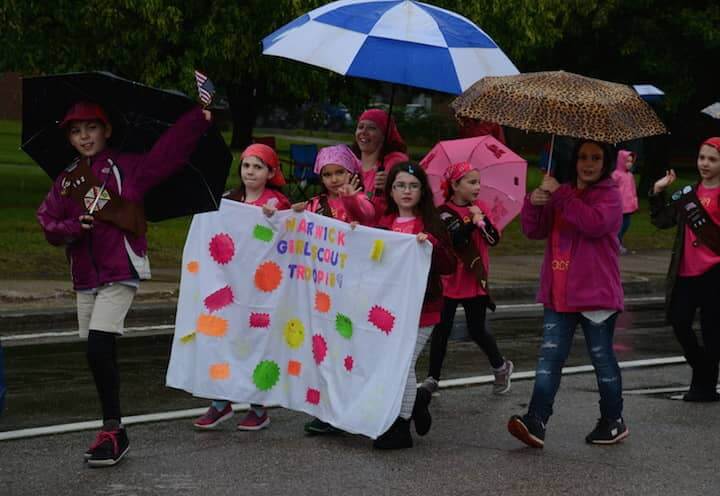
[{"xmin": 90, "ymin": 430, "xmax": 119, "ymax": 455}]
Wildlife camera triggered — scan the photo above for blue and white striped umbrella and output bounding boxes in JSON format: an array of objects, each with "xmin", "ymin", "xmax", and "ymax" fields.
[{"xmin": 262, "ymin": 0, "xmax": 519, "ymax": 95}]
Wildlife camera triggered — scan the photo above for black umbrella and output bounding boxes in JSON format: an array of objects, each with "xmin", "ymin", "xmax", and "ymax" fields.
[{"xmin": 21, "ymin": 71, "xmax": 233, "ymax": 221}]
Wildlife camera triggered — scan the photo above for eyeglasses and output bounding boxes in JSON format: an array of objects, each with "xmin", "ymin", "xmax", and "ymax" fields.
[{"xmin": 392, "ymin": 182, "xmax": 421, "ymax": 192}]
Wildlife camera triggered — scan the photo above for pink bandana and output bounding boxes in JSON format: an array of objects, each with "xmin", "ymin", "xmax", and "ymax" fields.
[
  {"xmin": 441, "ymin": 161, "xmax": 474, "ymax": 198},
  {"xmin": 314, "ymin": 144, "xmax": 362, "ymax": 176}
]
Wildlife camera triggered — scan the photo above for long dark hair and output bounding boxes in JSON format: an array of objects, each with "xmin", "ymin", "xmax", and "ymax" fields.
[
  {"xmin": 566, "ymin": 139, "xmax": 616, "ymax": 186},
  {"xmin": 384, "ymin": 162, "xmax": 449, "ymax": 243}
]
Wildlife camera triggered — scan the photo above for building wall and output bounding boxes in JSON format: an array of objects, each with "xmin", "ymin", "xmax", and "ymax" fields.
[{"xmin": 0, "ymin": 73, "xmax": 22, "ymax": 121}]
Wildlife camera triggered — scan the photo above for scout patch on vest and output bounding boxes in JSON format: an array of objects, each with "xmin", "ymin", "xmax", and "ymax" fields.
[
  {"xmin": 60, "ymin": 157, "xmax": 147, "ymax": 237},
  {"xmin": 671, "ymin": 185, "xmax": 720, "ymax": 255}
]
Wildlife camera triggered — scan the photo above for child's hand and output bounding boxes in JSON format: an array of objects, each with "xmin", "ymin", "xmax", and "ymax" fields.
[
  {"xmin": 530, "ymin": 188, "xmax": 551, "ymax": 206},
  {"xmin": 349, "ymin": 221, "xmax": 359, "ymax": 230},
  {"xmin": 416, "ymin": 232, "xmax": 428, "ymax": 243},
  {"xmin": 262, "ymin": 204, "xmax": 277, "ymax": 217},
  {"xmin": 79, "ymin": 214, "xmax": 94, "ymax": 230},
  {"xmin": 540, "ymin": 174, "xmax": 560, "ymax": 194},
  {"xmin": 291, "ymin": 201, "xmax": 307, "ymax": 212},
  {"xmin": 653, "ymin": 169, "xmax": 676, "ymax": 194},
  {"xmin": 338, "ymin": 175, "xmax": 361, "ymax": 197},
  {"xmin": 202, "ymin": 109, "xmax": 212, "ymax": 122}
]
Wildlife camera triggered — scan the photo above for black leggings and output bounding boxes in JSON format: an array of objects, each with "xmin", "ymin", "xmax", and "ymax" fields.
[
  {"xmin": 428, "ymin": 296, "xmax": 504, "ymax": 380},
  {"xmin": 86, "ymin": 330, "xmax": 121, "ymax": 422},
  {"xmin": 670, "ymin": 263, "xmax": 720, "ymax": 392}
]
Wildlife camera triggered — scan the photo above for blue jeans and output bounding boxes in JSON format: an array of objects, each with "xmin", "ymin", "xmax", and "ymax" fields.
[{"xmin": 528, "ymin": 308, "xmax": 623, "ymax": 423}]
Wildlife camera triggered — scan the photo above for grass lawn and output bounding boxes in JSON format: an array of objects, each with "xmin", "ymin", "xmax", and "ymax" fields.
[{"xmin": 0, "ymin": 119, "xmax": 689, "ymax": 280}]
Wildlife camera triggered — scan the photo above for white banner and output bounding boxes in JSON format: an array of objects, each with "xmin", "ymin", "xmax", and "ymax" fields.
[{"xmin": 166, "ymin": 200, "xmax": 431, "ymax": 438}]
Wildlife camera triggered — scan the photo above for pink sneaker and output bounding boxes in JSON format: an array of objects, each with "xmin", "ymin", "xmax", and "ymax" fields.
[
  {"xmin": 237, "ymin": 410, "xmax": 270, "ymax": 431},
  {"xmin": 193, "ymin": 403, "xmax": 234, "ymax": 429}
]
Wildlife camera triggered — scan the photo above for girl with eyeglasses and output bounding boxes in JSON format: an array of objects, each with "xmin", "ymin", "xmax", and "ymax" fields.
[{"xmin": 372, "ymin": 162, "xmax": 456, "ymax": 449}]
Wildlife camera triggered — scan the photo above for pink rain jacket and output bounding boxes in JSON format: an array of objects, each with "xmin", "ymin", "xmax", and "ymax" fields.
[
  {"xmin": 521, "ymin": 177, "xmax": 624, "ymax": 311},
  {"xmin": 611, "ymin": 150, "xmax": 639, "ymax": 214}
]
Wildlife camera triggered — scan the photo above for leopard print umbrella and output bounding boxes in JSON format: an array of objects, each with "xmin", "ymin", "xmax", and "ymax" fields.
[{"xmin": 451, "ymin": 71, "xmax": 667, "ymax": 144}]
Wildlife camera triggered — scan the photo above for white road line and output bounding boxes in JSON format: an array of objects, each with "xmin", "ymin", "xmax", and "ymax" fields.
[
  {"xmin": 0, "ymin": 355, "xmax": 687, "ymax": 442},
  {"xmin": 2, "ymin": 325, "xmax": 175, "ymax": 343}
]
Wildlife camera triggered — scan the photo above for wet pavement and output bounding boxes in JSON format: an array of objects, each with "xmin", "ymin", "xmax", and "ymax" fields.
[
  {"xmin": 1, "ymin": 364, "xmax": 717, "ymax": 496},
  {"xmin": 0, "ymin": 303, "xmax": 682, "ymax": 432}
]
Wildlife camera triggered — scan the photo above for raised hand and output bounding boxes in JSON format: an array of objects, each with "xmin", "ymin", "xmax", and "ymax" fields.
[
  {"xmin": 338, "ymin": 174, "xmax": 362, "ymax": 197},
  {"xmin": 653, "ymin": 169, "xmax": 677, "ymax": 194},
  {"xmin": 530, "ymin": 188, "xmax": 551, "ymax": 206},
  {"xmin": 374, "ymin": 169, "xmax": 387, "ymax": 191},
  {"xmin": 540, "ymin": 174, "xmax": 560, "ymax": 194}
]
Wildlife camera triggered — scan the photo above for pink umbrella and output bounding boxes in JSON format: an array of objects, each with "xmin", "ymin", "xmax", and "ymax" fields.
[{"xmin": 420, "ymin": 135, "xmax": 527, "ymax": 230}]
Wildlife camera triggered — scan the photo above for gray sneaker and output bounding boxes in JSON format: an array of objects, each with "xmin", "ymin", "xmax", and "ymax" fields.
[
  {"xmin": 493, "ymin": 359, "xmax": 513, "ymax": 395},
  {"xmin": 420, "ymin": 376, "xmax": 439, "ymax": 395}
]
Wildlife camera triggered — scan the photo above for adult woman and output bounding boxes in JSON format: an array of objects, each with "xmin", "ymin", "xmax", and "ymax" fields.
[
  {"xmin": 352, "ymin": 109, "xmax": 409, "ymax": 199},
  {"xmin": 507, "ymin": 140, "xmax": 628, "ymax": 448}
]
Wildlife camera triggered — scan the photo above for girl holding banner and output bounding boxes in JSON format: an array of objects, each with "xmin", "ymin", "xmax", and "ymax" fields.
[
  {"xmin": 193, "ymin": 143, "xmax": 290, "ymax": 431},
  {"xmin": 649, "ymin": 138, "xmax": 720, "ymax": 402},
  {"xmin": 373, "ymin": 162, "xmax": 456, "ymax": 450}
]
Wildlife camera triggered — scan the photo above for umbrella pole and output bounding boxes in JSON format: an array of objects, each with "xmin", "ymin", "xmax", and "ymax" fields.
[
  {"xmin": 546, "ymin": 134, "xmax": 556, "ymax": 177},
  {"xmin": 373, "ymin": 84, "xmax": 396, "ymax": 198}
]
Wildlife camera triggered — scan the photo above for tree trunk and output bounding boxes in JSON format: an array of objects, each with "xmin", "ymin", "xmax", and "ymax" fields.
[{"xmin": 227, "ymin": 77, "xmax": 260, "ymax": 150}]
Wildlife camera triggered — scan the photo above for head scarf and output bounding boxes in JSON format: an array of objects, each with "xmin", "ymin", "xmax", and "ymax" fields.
[
  {"xmin": 241, "ymin": 143, "xmax": 286, "ymax": 186},
  {"xmin": 702, "ymin": 137, "xmax": 720, "ymax": 154},
  {"xmin": 314, "ymin": 144, "xmax": 362, "ymax": 176},
  {"xmin": 441, "ymin": 161, "xmax": 474, "ymax": 199},
  {"xmin": 357, "ymin": 109, "xmax": 406, "ymax": 151}
]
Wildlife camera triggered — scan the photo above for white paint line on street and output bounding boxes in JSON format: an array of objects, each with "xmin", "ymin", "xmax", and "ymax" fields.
[
  {"xmin": 2, "ymin": 325, "xmax": 175, "ymax": 343},
  {"xmin": 0, "ymin": 355, "xmax": 687, "ymax": 442}
]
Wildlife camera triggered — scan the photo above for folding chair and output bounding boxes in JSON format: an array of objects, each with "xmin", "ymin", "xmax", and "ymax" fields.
[
  {"xmin": 252, "ymin": 136, "xmax": 277, "ymax": 150},
  {"xmin": 288, "ymin": 143, "xmax": 318, "ymax": 200}
]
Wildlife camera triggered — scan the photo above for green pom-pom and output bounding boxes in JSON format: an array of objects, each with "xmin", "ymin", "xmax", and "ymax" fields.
[
  {"xmin": 335, "ymin": 313, "xmax": 353, "ymax": 339},
  {"xmin": 252, "ymin": 360, "xmax": 280, "ymax": 391}
]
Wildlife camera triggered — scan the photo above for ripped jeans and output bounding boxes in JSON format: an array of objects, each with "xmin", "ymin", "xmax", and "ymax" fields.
[{"xmin": 528, "ymin": 308, "xmax": 623, "ymax": 424}]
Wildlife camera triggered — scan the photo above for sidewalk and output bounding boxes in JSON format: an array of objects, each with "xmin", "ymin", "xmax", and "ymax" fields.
[{"xmin": 0, "ymin": 250, "xmax": 671, "ymax": 336}]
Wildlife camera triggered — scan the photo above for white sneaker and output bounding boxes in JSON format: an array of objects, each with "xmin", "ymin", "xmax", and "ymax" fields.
[{"xmin": 493, "ymin": 360, "xmax": 514, "ymax": 395}]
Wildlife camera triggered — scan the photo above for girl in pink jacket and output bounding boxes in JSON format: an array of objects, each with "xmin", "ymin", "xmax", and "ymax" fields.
[
  {"xmin": 295, "ymin": 144, "xmax": 375, "ymax": 225},
  {"xmin": 508, "ymin": 140, "xmax": 628, "ymax": 449},
  {"xmin": 612, "ymin": 150, "xmax": 639, "ymax": 253}
]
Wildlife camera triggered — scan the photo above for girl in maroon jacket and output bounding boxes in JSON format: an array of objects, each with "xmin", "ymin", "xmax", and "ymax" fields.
[
  {"xmin": 37, "ymin": 102, "xmax": 211, "ymax": 467},
  {"xmin": 373, "ymin": 162, "xmax": 456, "ymax": 450}
]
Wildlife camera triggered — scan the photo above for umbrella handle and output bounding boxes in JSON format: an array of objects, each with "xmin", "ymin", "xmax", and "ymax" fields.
[{"xmin": 545, "ymin": 134, "xmax": 556, "ymax": 177}]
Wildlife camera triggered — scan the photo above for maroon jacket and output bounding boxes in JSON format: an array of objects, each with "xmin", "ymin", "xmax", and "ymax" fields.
[
  {"xmin": 376, "ymin": 214, "xmax": 456, "ymax": 327},
  {"xmin": 37, "ymin": 107, "xmax": 211, "ymax": 290}
]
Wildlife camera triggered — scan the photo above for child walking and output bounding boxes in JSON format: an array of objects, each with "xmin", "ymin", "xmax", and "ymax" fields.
[
  {"xmin": 612, "ymin": 150, "xmax": 639, "ymax": 254},
  {"xmin": 295, "ymin": 144, "xmax": 375, "ymax": 225},
  {"xmin": 507, "ymin": 140, "xmax": 628, "ymax": 449},
  {"xmin": 193, "ymin": 143, "xmax": 290, "ymax": 430},
  {"xmin": 298, "ymin": 144, "xmax": 376, "ymax": 435},
  {"xmin": 373, "ymin": 162, "xmax": 456, "ymax": 449},
  {"xmin": 649, "ymin": 137, "xmax": 720, "ymax": 402},
  {"xmin": 37, "ymin": 102, "xmax": 211, "ymax": 467},
  {"xmin": 421, "ymin": 162, "xmax": 513, "ymax": 399}
]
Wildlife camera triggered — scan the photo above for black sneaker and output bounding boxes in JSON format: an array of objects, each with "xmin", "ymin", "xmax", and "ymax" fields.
[
  {"xmin": 303, "ymin": 418, "xmax": 344, "ymax": 436},
  {"xmin": 412, "ymin": 387, "xmax": 432, "ymax": 436},
  {"xmin": 682, "ymin": 389, "xmax": 720, "ymax": 402},
  {"xmin": 507, "ymin": 414, "xmax": 545, "ymax": 448},
  {"xmin": 373, "ymin": 418, "xmax": 412, "ymax": 450},
  {"xmin": 87, "ymin": 428, "xmax": 129, "ymax": 467},
  {"xmin": 585, "ymin": 418, "xmax": 629, "ymax": 445}
]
